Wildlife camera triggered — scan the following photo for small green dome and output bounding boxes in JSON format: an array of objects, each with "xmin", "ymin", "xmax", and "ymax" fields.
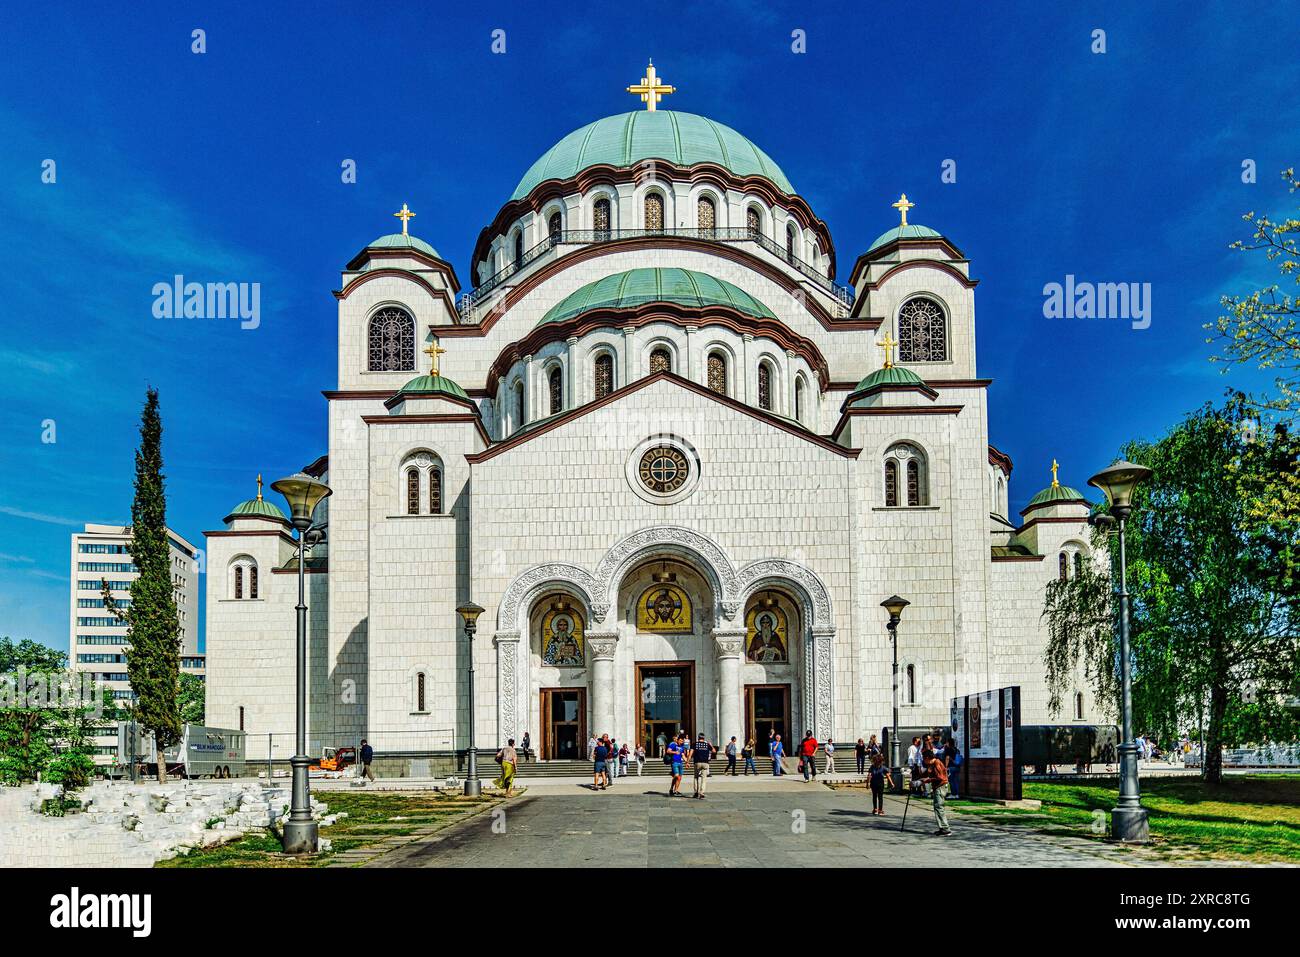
[
  {"xmin": 367, "ymin": 233, "xmax": 441, "ymax": 259},
  {"xmin": 867, "ymin": 223, "xmax": 943, "ymax": 253},
  {"xmin": 1025, "ymin": 484, "xmax": 1088, "ymax": 509},
  {"xmin": 854, "ymin": 365, "xmax": 927, "ymax": 391},
  {"xmin": 540, "ymin": 267, "xmax": 775, "ymax": 326},
  {"xmin": 513, "ymin": 111, "xmax": 794, "ymax": 201},
  {"xmin": 397, "ymin": 373, "xmax": 469, "ymax": 400},
  {"xmin": 227, "ymin": 498, "xmax": 287, "ymax": 522}
]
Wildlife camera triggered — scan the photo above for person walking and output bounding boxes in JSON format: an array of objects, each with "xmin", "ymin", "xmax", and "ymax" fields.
[
  {"xmin": 520, "ymin": 730, "xmax": 532, "ymax": 763},
  {"xmin": 869, "ymin": 752, "xmax": 893, "ymax": 815},
  {"xmin": 588, "ymin": 734, "xmax": 598, "ymax": 762},
  {"xmin": 593, "ymin": 736, "xmax": 611, "ymax": 791},
  {"xmin": 855, "ymin": 738, "xmax": 867, "ymax": 775},
  {"xmin": 494, "ymin": 738, "xmax": 518, "ymax": 795},
  {"xmin": 824, "ymin": 737, "xmax": 836, "ymax": 775},
  {"xmin": 655, "ymin": 730, "xmax": 667, "ymax": 758},
  {"xmin": 359, "ymin": 739, "xmax": 375, "ymax": 783},
  {"xmin": 691, "ymin": 733, "xmax": 717, "ymax": 799},
  {"xmin": 867, "ymin": 734, "xmax": 881, "ymax": 759},
  {"xmin": 921, "ymin": 750, "xmax": 952, "ymax": 835},
  {"xmin": 770, "ymin": 734, "xmax": 786, "ymax": 776},
  {"xmin": 725, "ymin": 736, "xmax": 738, "ymax": 775},
  {"xmin": 635, "ymin": 743, "xmax": 646, "ymax": 776},
  {"xmin": 666, "ymin": 735, "xmax": 685, "ymax": 796},
  {"xmin": 619, "ymin": 741, "xmax": 630, "ymax": 779},
  {"xmin": 742, "ymin": 737, "xmax": 757, "ymax": 775},
  {"xmin": 799, "ymin": 731, "xmax": 819, "ymax": 781}
]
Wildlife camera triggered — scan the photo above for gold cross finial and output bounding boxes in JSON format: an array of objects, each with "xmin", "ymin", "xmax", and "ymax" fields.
[
  {"xmin": 256, "ymin": 473, "xmax": 263, "ymax": 501},
  {"xmin": 424, "ymin": 338, "xmax": 447, "ymax": 376},
  {"xmin": 892, "ymin": 193, "xmax": 915, "ymax": 227},
  {"xmin": 877, "ymin": 331, "xmax": 898, "ymax": 369},
  {"xmin": 1051, "ymin": 459, "xmax": 1060, "ymax": 488},
  {"xmin": 627, "ymin": 60, "xmax": 675, "ymax": 111},
  {"xmin": 393, "ymin": 203, "xmax": 416, "ymax": 236}
]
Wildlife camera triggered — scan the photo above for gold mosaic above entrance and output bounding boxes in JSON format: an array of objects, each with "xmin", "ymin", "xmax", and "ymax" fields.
[{"xmin": 637, "ymin": 583, "xmax": 692, "ymax": 632}]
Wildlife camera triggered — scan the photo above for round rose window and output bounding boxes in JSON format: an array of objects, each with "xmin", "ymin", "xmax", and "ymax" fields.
[{"xmin": 638, "ymin": 446, "xmax": 690, "ymax": 494}]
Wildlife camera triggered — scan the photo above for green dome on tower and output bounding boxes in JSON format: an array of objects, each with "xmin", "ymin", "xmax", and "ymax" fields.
[
  {"xmin": 1023, "ymin": 462, "xmax": 1089, "ymax": 512},
  {"xmin": 365, "ymin": 232, "xmax": 442, "ymax": 260},
  {"xmin": 853, "ymin": 365, "xmax": 927, "ymax": 391},
  {"xmin": 225, "ymin": 476, "xmax": 288, "ymax": 523},
  {"xmin": 539, "ymin": 267, "xmax": 776, "ymax": 326},
  {"xmin": 396, "ymin": 373, "xmax": 469, "ymax": 401},
  {"xmin": 512, "ymin": 111, "xmax": 795, "ymax": 201}
]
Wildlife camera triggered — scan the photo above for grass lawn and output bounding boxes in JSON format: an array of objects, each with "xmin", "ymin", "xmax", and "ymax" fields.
[
  {"xmin": 157, "ymin": 789, "xmax": 500, "ymax": 868},
  {"xmin": 952, "ymin": 774, "xmax": 1300, "ymax": 864}
]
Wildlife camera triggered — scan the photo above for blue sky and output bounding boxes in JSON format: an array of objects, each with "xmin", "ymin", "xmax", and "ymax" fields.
[{"xmin": 1, "ymin": 2, "xmax": 1296, "ymax": 652}]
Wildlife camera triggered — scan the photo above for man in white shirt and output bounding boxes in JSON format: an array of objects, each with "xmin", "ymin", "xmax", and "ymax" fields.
[{"xmin": 824, "ymin": 737, "xmax": 836, "ymax": 774}]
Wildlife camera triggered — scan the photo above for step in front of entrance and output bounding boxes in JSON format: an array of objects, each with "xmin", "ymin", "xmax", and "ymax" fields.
[{"xmin": 513, "ymin": 757, "xmax": 796, "ymax": 778}]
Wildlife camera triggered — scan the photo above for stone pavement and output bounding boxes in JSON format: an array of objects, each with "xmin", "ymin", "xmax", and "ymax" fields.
[{"xmin": 369, "ymin": 778, "xmax": 1139, "ymax": 868}]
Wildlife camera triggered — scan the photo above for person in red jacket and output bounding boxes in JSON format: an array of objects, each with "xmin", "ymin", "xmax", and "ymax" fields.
[{"xmin": 799, "ymin": 731, "xmax": 819, "ymax": 781}]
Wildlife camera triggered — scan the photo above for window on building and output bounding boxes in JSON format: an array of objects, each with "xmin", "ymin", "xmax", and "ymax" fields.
[
  {"xmin": 697, "ymin": 195, "xmax": 716, "ymax": 235},
  {"xmin": 906, "ymin": 460, "xmax": 922, "ymax": 507},
  {"xmin": 794, "ymin": 376, "xmax": 806, "ymax": 423},
  {"xmin": 650, "ymin": 347, "xmax": 672, "ymax": 374},
  {"xmin": 513, "ymin": 230, "xmax": 524, "ymax": 268},
  {"xmin": 644, "ymin": 192, "xmax": 664, "ymax": 232},
  {"xmin": 898, "ymin": 297, "xmax": 948, "ymax": 362},
  {"xmin": 401, "ymin": 452, "xmax": 444, "ymax": 515},
  {"xmin": 884, "ymin": 459, "xmax": 899, "ymax": 507},
  {"xmin": 367, "ymin": 307, "xmax": 415, "ymax": 372},
  {"xmin": 548, "ymin": 366, "xmax": 563, "ymax": 415},
  {"xmin": 1059, "ymin": 553, "xmax": 1069, "ymax": 580},
  {"xmin": 594, "ymin": 353, "xmax": 614, "ymax": 399},
  {"xmin": 249, "ymin": 565, "xmax": 258, "ymax": 600},
  {"xmin": 513, "ymin": 380, "xmax": 525, "ymax": 432},
  {"xmin": 905, "ymin": 664, "xmax": 916, "ymax": 705},
  {"xmin": 238, "ymin": 706, "xmax": 244, "ymax": 731},
  {"xmin": 1074, "ymin": 692, "xmax": 1085, "ymax": 721},
  {"xmin": 429, "ymin": 467, "xmax": 443, "ymax": 515},
  {"xmin": 786, "ymin": 224, "xmax": 797, "ymax": 261},
  {"xmin": 884, "ymin": 444, "xmax": 928, "ymax": 506},
  {"xmin": 707, "ymin": 352, "xmax": 727, "ymax": 395},
  {"xmin": 416, "ymin": 672, "xmax": 427, "ymax": 713},
  {"xmin": 231, "ymin": 557, "xmax": 257, "ymax": 600},
  {"xmin": 407, "ymin": 467, "xmax": 420, "ymax": 516},
  {"xmin": 233, "ymin": 565, "xmax": 243, "ymax": 600},
  {"xmin": 746, "ymin": 205, "xmax": 761, "ymax": 236},
  {"xmin": 593, "ymin": 198, "xmax": 611, "ymax": 237},
  {"xmin": 1073, "ymin": 551, "xmax": 1084, "ymax": 578},
  {"xmin": 757, "ymin": 362, "xmax": 773, "ymax": 411},
  {"xmin": 548, "ymin": 211, "xmax": 562, "ymax": 239}
]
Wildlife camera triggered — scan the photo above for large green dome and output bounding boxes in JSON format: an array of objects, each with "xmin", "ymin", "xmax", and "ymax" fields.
[
  {"xmin": 512, "ymin": 111, "xmax": 795, "ymax": 201},
  {"xmin": 226, "ymin": 497, "xmax": 287, "ymax": 523},
  {"xmin": 539, "ymin": 268, "xmax": 776, "ymax": 326},
  {"xmin": 1025, "ymin": 483, "xmax": 1088, "ymax": 509}
]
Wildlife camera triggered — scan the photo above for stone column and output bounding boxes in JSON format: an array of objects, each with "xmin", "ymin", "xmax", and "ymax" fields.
[
  {"xmin": 811, "ymin": 625, "xmax": 836, "ymax": 740},
  {"xmin": 522, "ymin": 353, "xmax": 534, "ymax": 424},
  {"xmin": 587, "ymin": 632, "xmax": 619, "ymax": 737},
  {"xmin": 785, "ymin": 348, "xmax": 797, "ymax": 417},
  {"xmin": 621, "ymin": 325, "xmax": 636, "ymax": 386},
  {"xmin": 741, "ymin": 333, "xmax": 755, "ymax": 404},
  {"xmin": 565, "ymin": 336, "xmax": 579, "ymax": 408},
  {"xmin": 493, "ymin": 631, "xmax": 521, "ymax": 745},
  {"xmin": 713, "ymin": 628, "xmax": 746, "ymax": 746},
  {"xmin": 685, "ymin": 325, "xmax": 698, "ymax": 380}
]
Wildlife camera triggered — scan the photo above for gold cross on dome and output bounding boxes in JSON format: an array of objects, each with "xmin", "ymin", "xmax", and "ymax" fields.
[
  {"xmin": 256, "ymin": 473, "xmax": 263, "ymax": 501},
  {"xmin": 627, "ymin": 60, "xmax": 675, "ymax": 112},
  {"xmin": 1051, "ymin": 458, "xmax": 1060, "ymax": 488},
  {"xmin": 393, "ymin": 203, "xmax": 416, "ymax": 236},
  {"xmin": 892, "ymin": 193, "xmax": 915, "ymax": 227},
  {"xmin": 877, "ymin": 331, "xmax": 898, "ymax": 369},
  {"xmin": 424, "ymin": 339, "xmax": 447, "ymax": 376}
]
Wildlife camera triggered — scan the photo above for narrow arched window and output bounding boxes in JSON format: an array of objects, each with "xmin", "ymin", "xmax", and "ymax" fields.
[
  {"xmin": 1059, "ymin": 553, "xmax": 1069, "ymax": 580},
  {"xmin": 429, "ymin": 468, "xmax": 443, "ymax": 515},
  {"xmin": 548, "ymin": 211, "xmax": 562, "ymax": 239},
  {"xmin": 697, "ymin": 196, "xmax": 716, "ymax": 235},
  {"xmin": 1074, "ymin": 552, "xmax": 1084, "ymax": 578},
  {"xmin": 884, "ymin": 443, "xmax": 927, "ymax": 507},
  {"xmin": 407, "ymin": 467, "xmax": 420, "ymax": 516},
  {"xmin": 548, "ymin": 367, "xmax": 563, "ymax": 415},
  {"xmin": 795, "ymin": 377, "xmax": 806, "ymax": 423},
  {"xmin": 416, "ymin": 672, "xmax": 427, "ymax": 713},
  {"xmin": 906, "ymin": 460, "xmax": 921, "ymax": 507},
  {"xmin": 594, "ymin": 353, "xmax": 614, "ymax": 399},
  {"xmin": 234, "ymin": 565, "xmax": 243, "ymax": 600},
  {"xmin": 513, "ymin": 231, "xmax": 524, "ymax": 268},
  {"xmin": 707, "ymin": 352, "xmax": 727, "ymax": 394},
  {"xmin": 786, "ymin": 224, "xmax": 797, "ymax": 261},
  {"xmin": 757, "ymin": 362, "xmax": 773, "ymax": 411},
  {"xmin": 884, "ymin": 460, "xmax": 899, "ymax": 507},
  {"xmin": 249, "ymin": 565, "xmax": 258, "ymax": 600},
  {"xmin": 644, "ymin": 192, "xmax": 664, "ymax": 232},
  {"xmin": 650, "ymin": 347, "xmax": 672, "ymax": 374},
  {"xmin": 746, "ymin": 206, "xmax": 760, "ymax": 236},
  {"xmin": 1074, "ymin": 692, "xmax": 1085, "ymax": 721},
  {"xmin": 514, "ymin": 381, "xmax": 525, "ymax": 432},
  {"xmin": 593, "ymin": 198, "xmax": 611, "ymax": 237},
  {"xmin": 367, "ymin": 307, "xmax": 415, "ymax": 372},
  {"xmin": 906, "ymin": 665, "xmax": 916, "ymax": 705},
  {"xmin": 898, "ymin": 297, "xmax": 948, "ymax": 362}
]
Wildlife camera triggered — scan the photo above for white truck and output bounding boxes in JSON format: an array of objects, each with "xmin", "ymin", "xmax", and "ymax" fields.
[{"xmin": 117, "ymin": 723, "xmax": 247, "ymax": 779}]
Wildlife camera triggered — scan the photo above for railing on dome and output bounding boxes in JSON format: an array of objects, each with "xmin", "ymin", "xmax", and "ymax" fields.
[{"xmin": 455, "ymin": 228, "xmax": 855, "ymax": 322}]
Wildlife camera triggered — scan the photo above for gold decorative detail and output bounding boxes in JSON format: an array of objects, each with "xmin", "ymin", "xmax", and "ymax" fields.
[
  {"xmin": 423, "ymin": 338, "xmax": 447, "ymax": 376},
  {"xmin": 626, "ymin": 60, "xmax": 675, "ymax": 112},
  {"xmin": 256, "ymin": 473, "xmax": 263, "ymax": 501},
  {"xmin": 541, "ymin": 602, "xmax": 584, "ymax": 666},
  {"xmin": 638, "ymin": 445, "xmax": 689, "ymax": 494},
  {"xmin": 637, "ymin": 583, "xmax": 692, "ymax": 632},
  {"xmin": 393, "ymin": 202, "xmax": 416, "ymax": 236},
  {"xmin": 746, "ymin": 600, "xmax": 789, "ymax": 662},
  {"xmin": 1051, "ymin": 459, "xmax": 1060, "ymax": 488},
  {"xmin": 877, "ymin": 332, "xmax": 898, "ymax": 370},
  {"xmin": 892, "ymin": 193, "xmax": 915, "ymax": 227}
]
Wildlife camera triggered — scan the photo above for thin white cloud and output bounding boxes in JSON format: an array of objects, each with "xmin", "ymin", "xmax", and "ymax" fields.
[{"xmin": 0, "ymin": 506, "xmax": 84, "ymax": 527}]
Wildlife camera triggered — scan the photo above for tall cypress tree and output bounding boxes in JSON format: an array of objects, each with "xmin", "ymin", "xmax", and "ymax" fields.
[{"xmin": 104, "ymin": 388, "xmax": 182, "ymax": 782}]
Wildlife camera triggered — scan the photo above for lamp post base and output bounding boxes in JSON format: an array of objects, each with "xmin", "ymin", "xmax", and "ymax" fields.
[
  {"xmin": 282, "ymin": 754, "xmax": 318, "ymax": 854},
  {"xmin": 1111, "ymin": 805, "xmax": 1150, "ymax": 843},
  {"xmin": 463, "ymin": 778, "xmax": 482, "ymax": 797},
  {"xmin": 282, "ymin": 818, "xmax": 320, "ymax": 854}
]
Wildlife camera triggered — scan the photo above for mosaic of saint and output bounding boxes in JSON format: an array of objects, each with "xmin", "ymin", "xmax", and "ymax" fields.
[
  {"xmin": 745, "ymin": 601, "xmax": 789, "ymax": 662},
  {"xmin": 636, "ymin": 583, "xmax": 692, "ymax": 632},
  {"xmin": 541, "ymin": 605, "xmax": 585, "ymax": 666}
]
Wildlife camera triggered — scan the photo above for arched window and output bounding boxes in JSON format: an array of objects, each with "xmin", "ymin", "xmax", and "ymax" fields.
[
  {"xmin": 1073, "ymin": 551, "xmax": 1084, "ymax": 578},
  {"xmin": 746, "ymin": 206, "xmax": 761, "ymax": 236},
  {"xmin": 230, "ymin": 556, "xmax": 257, "ymax": 600},
  {"xmin": 234, "ymin": 565, "xmax": 243, "ymax": 600},
  {"xmin": 996, "ymin": 476, "xmax": 1006, "ymax": 514},
  {"xmin": 707, "ymin": 352, "xmax": 727, "ymax": 395},
  {"xmin": 429, "ymin": 467, "xmax": 443, "ymax": 515},
  {"xmin": 406, "ymin": 467, "xmax": 420, "ymax": 516},
  {"xmin": 905, "ymin": 664, "xmax": 916, "ymax": 705},
  {"xmin": 548, "ymin": 366, "xmax": 563, "ymax": 415},
  {"xmin": 757, "ymin": 362, "xmax": 773, "ymax": 411},
  {"xmin": 513, "ymin": 230, "xmax": 524, "ymax": 268},
  {"xmin": 367, "ymin": 307, "xmax": 415, "ymax": 372},
  {"xmin": 898, "ymin": 297, "xmax": 948, "ymax": 362},
  {"xmin": 593, "ymin": 198, "xmax": 611, "ymax": 238},
  {"xmin": 884, "ymin": 444, "xmax": 928, "ymax": 506},
  {"xmin": 697, "ymin": 195, "xmax": 716, "ymax": 235},
  {"xmin": 786, "ymin": 223, "xmax": 797, "ymax": 261},
  {"xmin": 249, "ymin": 565, "xmax": 258, "ymax": 600},
  {"xmin": 513, "ymin": 380, "xmax": 525, "ymax": 432},
  {"xmin": 416, "ymin": 672, "xmax": 427, "ymax": 713},
  {"xmin": 1074, "ymin": 691, "xmax": 1085, "ymax": 721},
  {"xmin": 547, "ymin": 211, "xmax": 562, "ymax": 239},
  {"xmin": 1059, "ymin": 553, "xmax": 1069, "ymax": 580},
  {"xmin": 594, "ymin": 353, "xmax": 614, "ymax": 399},
  {"xmin": 795, "ymin": 376, "xmax": 806, "ymax": 423},
  {"xmin": 644, "ymin": 192, "xmax": 664, "ymax": 232},
  {"xmin": 650, "ymin": 347, "xmax": 672, "ymax": 374}
]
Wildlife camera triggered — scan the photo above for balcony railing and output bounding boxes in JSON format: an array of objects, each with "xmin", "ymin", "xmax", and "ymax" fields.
[{"xmin": 456, "ymin": 228, "xmax": 855, "ymax": 322}]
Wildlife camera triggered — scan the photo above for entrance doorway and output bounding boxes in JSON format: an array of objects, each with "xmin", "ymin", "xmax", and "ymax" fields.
[
  {"xmin": 745, "ymin": 684, "xmax": 791, "ymax": 757},
  {"xmin": 635, "ymin": 662, "xmax": 695, "ymax": 758},
  {"xmin": 540, "ymin": 687, "xmax": 586, "ymax": 760}
]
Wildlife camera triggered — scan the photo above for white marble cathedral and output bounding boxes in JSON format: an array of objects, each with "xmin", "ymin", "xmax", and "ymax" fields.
[{"xmin": 205, "ymin": 65, "xmax": 1099, "ymax": 765}]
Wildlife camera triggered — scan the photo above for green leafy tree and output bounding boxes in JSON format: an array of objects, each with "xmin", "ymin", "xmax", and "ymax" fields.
[
  {"xmin": 177, "ymin": 673, "xmax": 205, "ymax": 725},
  {"xmin": 104, "ymin": 388, "xmax": 182, "ymax": 782},
  {"xmin": 1043, "ymin": 402, "xmax": 1300, "ymax": 783}
]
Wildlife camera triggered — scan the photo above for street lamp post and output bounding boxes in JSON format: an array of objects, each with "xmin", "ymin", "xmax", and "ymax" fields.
[
  {"xmin": 881, "ymin": 595, "xmax": 910, "ymax": 785},
  {"xmin": 457, "ymin": 603, "xmax": 485, "ymax": 797},
  {"xmin": 271, "ymin": 471, "xmax": 332, "ymax": 854},
  {"xmin": 1088, "ymin": 460, "xmax": 1152, "ymax": 843}
]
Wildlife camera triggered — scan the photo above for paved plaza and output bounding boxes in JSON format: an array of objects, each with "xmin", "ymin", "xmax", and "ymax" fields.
[{"xmin": 371, "ymin": 779, "xmax": 1139, "ymax": 868}]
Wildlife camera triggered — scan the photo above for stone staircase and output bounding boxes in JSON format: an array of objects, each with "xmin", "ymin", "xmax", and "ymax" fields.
[{"xmin": 513, "ymin": 756, "xmax": 791, "ymax": 778}]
